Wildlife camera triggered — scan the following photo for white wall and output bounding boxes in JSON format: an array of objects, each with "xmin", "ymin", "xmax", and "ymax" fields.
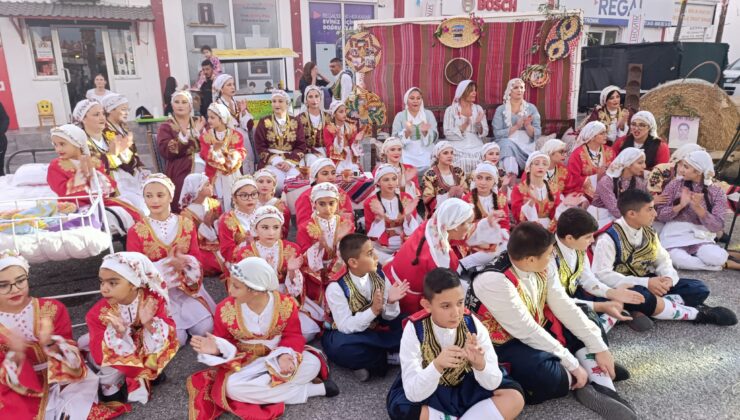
[{"xmin": 162, "ymin": 0, "xmax": 191, "ymax": 88}]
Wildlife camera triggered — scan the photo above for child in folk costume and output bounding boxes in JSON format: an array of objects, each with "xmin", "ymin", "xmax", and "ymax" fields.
[
  {"xmin": 387, "ymin": 268, "xmax": 525, "ymax": 420},
  {"xmin": 255, "ymin": 168, "xmax": 292, "ymax": 239},
  {"xmin": 467, "ymin": 223, "xmax": 637, "ymax": 419},
  {"xmin": 47, "ymin": 124, "xmax": 142, "ymax": 226},
  {"xmin": 126, "ymin": 174, "xmax": 216, "ymax": 346},
  {"xmin": 218, "ymin": 176, "xmax": 260, "ymax": 263},
  {"xmin": 188, "ymin": 257, "xmax": 337, "ymax": 420},
  {"xmin": 102, "ymin": 94, "xmax": 147, "ymax": 181},
  {"xmin": 294, "ymin": 157, "xmax": 355, "ymax": 226},
  {"xmin": 157, "ymin": 90, "xmax": 207, "ymax": 211},
  {"xmin": 299, "ymin": 85, "xmax": 331, "ymax": 167},
  {"xmin": 296, "ymin": 183, "xmax": 356, "ymax": 307},
  {"xmin": 511, "ymin": 152, "xmax": 571, "ymax": 231},
  {"xmin": 383, "ymin": 199, "xmax": 475, "ymax": 315},
  {"xmin": 253, "ymin": 89, "xmax": 306, "ymax": 191},
  {"xmin": 85, "ymin": 252, "xmax": 179, "ymax": 404},
  {"xmin": 324, "ymin": 100, "xmax": 363, "ymax": 173},
  {"xmin": 564, "ymin": 122, "xmax": 615, "ymax": 199},
  {"xmin": 378, "ymin": 137, "xmax": 420, "ymax": 200},
  {"xmin": 540, "ymin": 139, "xmax": 569, "ymax": 198},
  {"xmin": 233, "ymin": 206, "xmax": 322, "ymax": 341},
  {"xmin": 364, "ymin": 164, "xmax": 421, "ymax": 264},
  {"xmin": 480, "ymin": 142, "xmax": 513, "ymax": 194},
  {"xmin": 178, "ymin": 173, "xmax": 224, "ymax": 276},
  {"xmin": 0, "ymin": 252, "xmax": 127, "ymax": 419},
  {"xmin": 647, "ymin": 143, "xmax": 705, "ymax": 196},
  {"xmin": 323, "ymin": 234, "xmax": 409, "ymax": 382},
  {"xmin": 461, "ymin": 162, "xmax": 510, "ymax": 269},
  {"xmin": 591, "ymin": 189, "xmax": 737, "ymax": 329},
  {"xmin": 590, "ymin": 147, "xmax": 650, "ymax": 229},
  {"xmin": 656, "ymin": 150, "xmax": 739, "ymax": 271},
  {"xmin": 422, "ymin": 141, "xmax": 467, "ymax": 215},
  {"xmin": 391, "ymin": 87, "xmax": 439, "ymax": 172},
  {"xmin": 200, "ymin": 102, "xmax": 247, "ymax": 212},
  {"xmin": 211, "ymin": 74, "xmax": 255, "ymax": 173}
]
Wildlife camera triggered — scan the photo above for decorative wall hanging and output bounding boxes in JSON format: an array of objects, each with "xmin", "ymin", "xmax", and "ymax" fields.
[
  {"xmin": 521, "ymin": 64, "xmax": 551, "ymax": 89},
  {"xmin": 544, "ymin": 15, "xmax": 582, "ymax": 61},
  {"xmin": 433, "ymin": 14, "xmax": 485, "ymax": 48},
  {"xmin": 344, "ymin": 31, "xmax": 382, "ymax": 73},
  {"xmin": 445, "ymin": 57, "xmax": 474, "ymax": 85},
  {"xmin": 346, "ymin": 86, "xmax": 387, "ymax": 134}
]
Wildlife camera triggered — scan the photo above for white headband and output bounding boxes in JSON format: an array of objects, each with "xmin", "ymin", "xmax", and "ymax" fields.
[
  {"xmin": 481, "ymin": 142, "xmax": 501, "ymax": 157},
  {"xmin": 540, "ymin": 139, "xmax": 566, "ymax": 156},
  {"xmin": 454, "ymin": 80, "xmax": 473, "ymax": 102},
  {"xmin": 230, "ymin": 257, "xmax": 279, "ymax": 292},
  {"xmin": 310, "ymin": 158, "xmax": 336, "ymax": 184},
  {"xmin": 374, "ymin": 164, "xmax": 399, "ymax": 185},
  {"xmin": 271, "ymin": 89, "xmax": 290, "ymax": 102},
  {"xmin": 525, "ymin": 152, "xmax": 550, "ymax": 172},
  {"xmin": 575, "ymin": 121, "xmax": 607, "ymax": 148},
  {"xmin": 474, "ymin": 161, "xmax": 499, "ymax": 180},
  {"xmin": 251, "ymin": 205, "xmax": 285, "ymax": 235},
  {"xmin": 72, "ymin": 99, "xmax": 101, "ymax": 123},
  {"xmin": 232, "ymin": 176, "xmax": 257, "ymax": 196},
  {"xmin": 311, "ymin": 182, "xmax": 339, "ymax": 202},
  {"xmin": 606, "ymin": 147, "xmax": 644, "ymax": 178},
  {"xmin": 425, "ymin": 198, "xmax": 474, "ymax": 267},
  {"xmin": 670, "ymin": 143, "xmax": 705, "ymax": 164},
  {"xmin": 143, "ymin": 173, "xmax": 176, "ymax": 198},
  {"xmin": 213, "ymin": 74, "xmax": 233, "ymax": 95},
  {"xmin": 631, "ymin": 111, "xmax": 658, "ymax": 138},
  {"xmin": 380, "ymin": 137, "xmax": 403, "ymax": 157},
  {"xmin": 600, "ymin": 85, "xmax": 621, "ymax": 106},
  {"xmin": 208, "ymin": 102, "xmax": 232, "ymax": 126},
  {"xmin": 101, "ymin": 252, "xmax": 169, "ymax": 303},
  {"xmin": 102, "ymin": 94, "xmax": 128, "ymax": 113},
  {"xmin": 171, "ymin": 89, "xmax": 193, "ymax": 106},
  {"xmin": 329, "ymin": 100, "xmax": 345, "ymax": 117},
  {"xmin": 178, "ymin": 173, "xmax": 210, "ymax": 208},
  {"xmin": 50, "ymin": 124, "xmax": 90, "ymax": 155},
  {"xmin": 433, "ymin": 141, "xmax": 454, "ymax": 158},
  {"xmin": 0, "ymin": 251, "xmax": 30, "ymax": 274},
  {"xmin": 683, "ymin": 150, "xmax": 715, "ymax": 186}
]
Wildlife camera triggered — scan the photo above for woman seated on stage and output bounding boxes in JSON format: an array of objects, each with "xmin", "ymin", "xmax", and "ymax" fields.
[
  {"xmin": 493, "ymin": 78, "xmax": 542, "ymax": 176},
  {"xmin": 581, "ymin": 85, "xmax": 630, "ymax": 145},
  {"xmin": 422, "ymin": 141, "xmax": 467, "ymax": 215},
  {"xmin": 392, "ymin": 87, "xmax": 438, "ymax": 172},
  {"xmin": 612, "ymin": 110, "xmax": 669, "ymax": 171},
  {"xmin": 443, "ymin": 80, "xmax": 488, "ymax": 173}
]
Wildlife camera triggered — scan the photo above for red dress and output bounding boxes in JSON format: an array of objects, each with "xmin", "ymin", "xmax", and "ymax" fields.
[
  {"xmin": 253, "ymin": 114, "xmax": 306, "ymax": 168},
  {"xmin": 186, "ymin": 294, "xmax": 329, "ymax": 420},
  {"xmin": 546, "ymin": 163, "xmax": 569, "ymax": 198},
  {"xmin": 157, "ymin": 117, "xmax": 201, "ymax": 211},
  {"xmin": 217, "ymin": 210, "xmax": 252, "ymax": 264},
  {"xmin": 612, "ymin": 135, "xmax": 670, "ymax": 170},
  {"xmin": 382, "ymin": 221, "xmax": 460, "ymax": 314},
  {"xmin": 294, "ymin": 186, "xmax": 355, "ymax": 227},
  {"xmin": 181, "ymin": 198, "xmax": 225, "ymax": 276},
  {"xmin": 510, "ymin": 182, "xmax": 562, "ymax": 231},
  {"xmin": 324, "ymin": 122, "xmax": 359, "ymax": 168},
  {"xmin": 233, "ymin": 240, "xmax": 303, "ymax": 288},
  {"xmin": 362, "ymin": 192, "xmax": 419, "ymax": 247},
  {"xmin": 564, "ymin": 144, "xmax": 615, "ymax": 198}
]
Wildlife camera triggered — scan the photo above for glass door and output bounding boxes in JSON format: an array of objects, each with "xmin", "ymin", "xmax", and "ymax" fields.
[{"xmin": 53, "ymin": 26, "xmax": 109, "ymax": 112}]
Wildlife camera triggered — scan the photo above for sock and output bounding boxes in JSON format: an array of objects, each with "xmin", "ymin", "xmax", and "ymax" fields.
[
  {"xmin": 387, "ymin": 352, "xmax": 400, "ymax": 366},
  {"xmin": 461, "ymin": 398, "xmax": 503, "ymax": 420},
  {"xmin": 427, "ymin": 406, "xmax": 457, "ymax": 420},
  {"xmin": 653, "ymin": 298, "xmax": 698, "ymax": 321},
  {"xmin": 306, "ymin": 383, "xmax": 326, "ymax": 398},
  {"xmin": 598, "ymin": 313, "xmax": 619, "ymax": 333},
  {"xmin": 663, "ymin": 294, "xmax": 685, "ymax": 305},
  {"xmin": 575, "ymin": 348, "xmax": 615, "ymax": 391}
]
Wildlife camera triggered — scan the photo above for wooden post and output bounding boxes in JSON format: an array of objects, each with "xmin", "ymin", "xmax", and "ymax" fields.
[
  {"xmin": 716, "ymin": 0, "xmax": 729, "ymax": 43},
  {"xmin": 674, "ymin": 0, "xmax": 688, "ymax": 42}
]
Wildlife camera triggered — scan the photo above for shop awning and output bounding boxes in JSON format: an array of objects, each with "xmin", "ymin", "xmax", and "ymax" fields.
[
  {"xmin": 213, "ymin": 48, "xmax": 299, "ymax": 62},
  {"xmin": 0, "ymin": 1, "xmax": 154, "ymax": 22}
]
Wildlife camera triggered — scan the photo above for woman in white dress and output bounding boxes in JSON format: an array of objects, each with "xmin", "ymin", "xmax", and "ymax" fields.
[
  {"xmin": 443, "ymin": 80, "xmax": 488, "ymax": 173},
  {"xmin": 392, "ymin": 87, "xmax": 438, "ymax": 172},
  {"xmin": 212, "ymin": 73, "xmax": 255, "ymax": 173},
  {"xmin": 493, "ymin": 78, "xmax": 542, "ymax": 176}
]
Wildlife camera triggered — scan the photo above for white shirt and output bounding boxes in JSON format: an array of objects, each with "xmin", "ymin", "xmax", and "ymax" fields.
[
  {"xmin": 325, "ymin": 271, "xmax": 400, "ymax": 334},
  {"xmin": 473, "ymin": 262, "xmax": 607, "ymax": 371},
  {"xmin": 592, "ymin": 217, "xmax": 679, "ymax": 289},
  {"xmin": 549, "ymin": 238, "xmax": 611, "ymax": 309},
  {"xmin": 400, "ymin": 315, "xmax": 502, "ymax": 402},
  {"xmin": 148, "ymin": 214, "xmax": 179, "ymax": 245}
]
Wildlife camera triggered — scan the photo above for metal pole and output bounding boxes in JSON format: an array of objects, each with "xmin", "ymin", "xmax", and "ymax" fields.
[
  {"xmin": 674, "ymin": 0, "xmax": 688, "ymax": 42},
  {"xmin": 715, "ymin": 0, "xmax": 729, "ymax": 43}
]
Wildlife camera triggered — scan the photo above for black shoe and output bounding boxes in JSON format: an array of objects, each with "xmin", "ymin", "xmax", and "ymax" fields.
[
  {"xmin": 613, "ymin": 363, "xmax": 630, "ymax": 382},
  {"xmin": 694, "ymin": 305, "xmax": 738, "ymax": 326},
  {"xmin": 99, "ymin": 381, "xmax": 128, "ymax": 403},
  {"xmin": 151, "ymin": 372, "xmax": 167, "ymax": 386},
  {"xmin": 716, "ymin": 232, "xmax": 730, "ymax": 244},
  {"xmin": 574, "ymin": 383, "xmax": 638, "ymax": 420},
  {"xmin": 352, "ymin": 368, "xmax": 370, "ymax": 382},
  {"xmin": 627, "ymin": 311, "xmax": 654, "ymax": 332},
  {"xmin": 323, "ymin": 379, "xmax": 340, "ymax": 398}
]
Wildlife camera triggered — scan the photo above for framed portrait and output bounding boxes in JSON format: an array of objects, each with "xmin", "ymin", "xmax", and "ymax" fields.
[
  {"xmin": 668, "ymin": 116, "xmax": 700, "ymax": 149},
  {"xmin": 198, "ymin": 3, "xmax": 215, "ymax": 25}
]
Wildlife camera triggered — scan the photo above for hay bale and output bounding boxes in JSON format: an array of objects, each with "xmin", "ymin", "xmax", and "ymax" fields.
[{"xmin": 640, "ymin": 78, "xmax": 739, "ymax": 152}]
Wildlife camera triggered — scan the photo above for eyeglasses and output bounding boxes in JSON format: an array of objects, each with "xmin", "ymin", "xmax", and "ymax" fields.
[
  {"xmin": 630, "ymin": 122, "xmax": 649, "ymax": 129},
  {"xmin": 236, "ymin": 192, "xmax": 259, "ymax": 199},
  {"xmin": 0, "ymin": 277, "xmax": 28, "ymax": 295}
]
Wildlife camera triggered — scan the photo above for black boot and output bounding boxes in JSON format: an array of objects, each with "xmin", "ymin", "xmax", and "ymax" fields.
[
  {"xmin": 694, "ymin": 305, "xmax": 738, "ymax": 326},
  {"xmin": 613, "ymin": 362, "xmax": 631, "ymax": 382},
  {"xmin": 323, "ymin": 379, "xmax": 340, "ymax": 398},
  {"xmin": 574, "ymin": 383, "xmax": 638, "ymax": 420}
]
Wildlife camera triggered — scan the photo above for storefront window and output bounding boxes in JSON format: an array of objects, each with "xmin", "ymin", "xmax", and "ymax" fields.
[
  {"xmin": 30, "ymin": 26, "xmax": 57, "ymax": 76},
  {"xmin": 181, "ymin": 0, "xmax": 235, "ymax": 86},
  {"xmin": 109, "ymin": 29, "xmax": 137, "ymax": 75},
  {"xmin": 232, "ymin": 0, "xmax": 280, "ymax": 91}
]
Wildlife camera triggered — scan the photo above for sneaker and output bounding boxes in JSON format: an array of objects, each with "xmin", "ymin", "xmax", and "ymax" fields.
[
  {"xmin": 627, "ymin": 311, "xmax": 654, "ymax": 332},
  {"xmin": 387, "ymin": 352, "xmax": 400, "ymax": 366},
  {"xmin": 353, "ymin": 368, "xmax": 370, "ymax": 382},
  {"xmin": 323, "ymin": 379, "xmax": 340, "ymax": 398},
  {"xmin": 613, "ymin": 363, "xmax": 630, "ymax": 382},
  {"xmin": 694, "ymin": 305, "xmax": 738, "ymax": 326},
  {"xmin": 574, "ymin": 383, "xmax": 638, "ymax": 420}
]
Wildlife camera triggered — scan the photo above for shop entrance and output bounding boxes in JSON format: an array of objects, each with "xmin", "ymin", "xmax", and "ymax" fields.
[{"xmin": 52, "ymin": 26, "xmax": 109, "ymax": 112}]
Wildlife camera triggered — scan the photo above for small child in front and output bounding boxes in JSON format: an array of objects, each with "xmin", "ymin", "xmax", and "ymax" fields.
[
  {"xmin": 387, "ymin": 268, "xmax": 525, "ymax": 420},
  {"xmin": 323, "ymin": 233, "xmax": 409, "ymax": 381}
]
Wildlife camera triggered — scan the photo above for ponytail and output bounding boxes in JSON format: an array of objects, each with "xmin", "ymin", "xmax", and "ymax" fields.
[
  {"xmin": 376, "ymin": 190, "xmax": 405, "ymax": 216},
  {"xmin": 411, "ymin": 236, "xmax": 427, "ymax": 266}
]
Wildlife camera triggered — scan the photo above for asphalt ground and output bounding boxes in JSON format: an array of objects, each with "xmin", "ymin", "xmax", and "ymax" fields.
[{"xmin": 23, "ymin": 226, "xmax": 740, "ymax": 420}]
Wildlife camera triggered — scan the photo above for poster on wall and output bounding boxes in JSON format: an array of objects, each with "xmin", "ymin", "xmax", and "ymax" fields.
[
  {"xmin": 32, "ymin": 30, "xmax": 54, "ymax": 61},
  {"xmin": 668, "ymin": 116, "xmax": 700, "ymax": 149},
  {"xmin": 309, "ymin": 2, "xmax": 373, "ymax": 77}
]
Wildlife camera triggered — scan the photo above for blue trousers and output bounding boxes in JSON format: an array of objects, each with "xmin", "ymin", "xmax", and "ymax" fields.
[
  {"xmin": 575, "ymin": 278, "xmax": 709, "ymax": 316},
  {"xmin": 321, "ymin": 316, "xmax": 402, "ymax": 375}
]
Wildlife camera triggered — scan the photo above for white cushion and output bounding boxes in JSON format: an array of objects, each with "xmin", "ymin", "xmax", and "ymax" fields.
[{"xmin": 11, "ymin": 163, "xmax": 49, "ymax": 187}]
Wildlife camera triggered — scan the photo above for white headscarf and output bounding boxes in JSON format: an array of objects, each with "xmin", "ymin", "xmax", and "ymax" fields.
[
  {"xmin": 380, "ymin": 137, "xmax": 403, "ymax": 157},
  {"xmin": 575, "ymin": 121, "xmax": 607, "ymax": 148},
  {"xmin": 424, "ymin": 198, "xmax": 474, "ymax": 267},
  {"xmin": 502, "ymin": 78, "xmax": 530, "ymax": 127},
  {"xmin": 540, "ymin": 139, "xmax": 566, "ymax": 156},
  {"xmin": 374, "ymin": 164, "xmax": 399, "ymax": 185},
  {"xmin": 171, "ymin": 89, "xmax": 193, "ymax": 106},
  {"xmin": 329, "ymin": 100, "xmax": 345, "ymax": 117},
  {"xmin": 102, "ymin": 94, "xmax": 128, "ymax": 114},
  {"xmin": 310, "ymin": 158, "xmax": 336, "ymax": 184},
  {"xmin": 670, "ymin": 143, "xmax": 705, "ymax": 164},
  {"xmin": 631, "ymin": 111, "xmax": 658, "ymax": 138},
  {"xmin": 311, "ymin": 182, "xmax": 339, "ymax": 202},
  {"xmin": 403, "ymin": 87, "xmax": 427, "ymax": 123},
  {"xmin": 474, "ymin": 161, "xmax": 499, "ymax": 180},
  {"xmin": 50, "ymin": 124, "xmax": 90, "ymax": 155},
  {"xmin": 251, "ymin": 205, "xmax": 284, "ymax": 235},
  {"xmin": 303, "ymin": 85, "xmax": 325, "ymax": 112},
  {"xmin": 599, "ymin": 85, "xmax": 621, "ymax": 106},
  {"xmin": 481, "ymin": 142, "xmax": 500, "ymax": 157},
  {"xmin": 683, "ymin": 150, "xmax": 715, "ymax": 186},
  {"xmin": 454, "ymin": 80, "xmax": 473, "ymax": 103},
  {"xmin": 143, "ymin": 173, "xmax": 176, "ymax": 198},
  {"xmin": 271, "ymin": 89, "xmax": 290, "ymax": 102},
  {"xmin": 101, "ymin": 252, "xmax": 169, "ymax": 303},
  {"xmin": 229, "ymin": 257, "xmax": 279, "ymax": 292},
  {"xmin": 0, "ymin": 250, "xmax": 30, "ymax": 274},
  {"xmin": 254, "ymin": 168, "xmax": 277, "ymax": 184},
  {"xmin": 179, "ymin": 173, "xmax": 210, "ymax": 208},
  {"xmin": 232, "ymin": 176, "xmax": 257, "ymax": 196},
  {"xmin": 606, "ymin": 147, "xmax": 645, "ymax": 178},
  {"xmin": 72, "ymin": 99, "xmax": 101, "ymax": 123},
  {"xmin": 432, "ymin": 141, "xmax": 454, "ymax": 159},
  {"xmin": 213, "ymin": 74, "xmax": 233, "ymax": 97},
  {"xmin": 525, "ymin": 151, "xmax": 550, "ymax": 173},
  {"xmin": 208, "ymin": 102, "xmax": 233, "ymax": 127}
]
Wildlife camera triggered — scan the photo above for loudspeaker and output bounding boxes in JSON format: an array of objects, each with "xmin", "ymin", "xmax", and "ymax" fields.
[{"xmin": 624, "ymin": 63, "xmax": 643, "ymax": 113}]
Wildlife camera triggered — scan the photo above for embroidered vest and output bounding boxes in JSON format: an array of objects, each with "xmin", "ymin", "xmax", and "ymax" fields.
[
  {"xmin": 409, "ymin": 310, "xmax": 477, "ymax": 387},
  {"xmin": 466, "ymin": 253, "xmax": 550, "ymax": 346},
  {"xmin": 554, "ymin": 244, "xmax": 585, "ymax": 296},
  {"xmin": 605, "ymin": 223, "xmax": 659, "ymax": 277},
  {"xmin": 332, "ymin": 271, "xmax": 385, "ymax": 330}
]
